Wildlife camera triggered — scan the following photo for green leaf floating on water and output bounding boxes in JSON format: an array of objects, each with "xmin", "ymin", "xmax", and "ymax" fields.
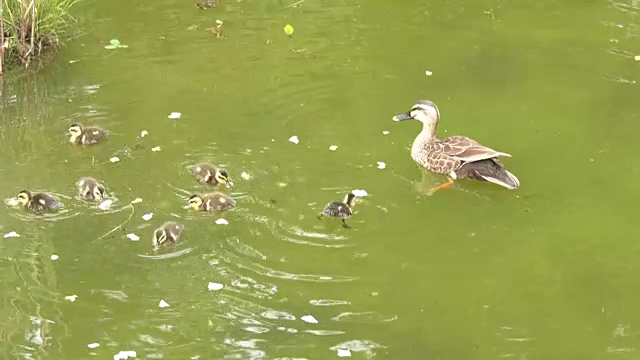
[
  {"xmin": 284, "ymin": 24, "xmax": 294, "ymax": 36},
  {"xmin": 104, "ymin": 39, "xmax": 129, "ymax": 50}
]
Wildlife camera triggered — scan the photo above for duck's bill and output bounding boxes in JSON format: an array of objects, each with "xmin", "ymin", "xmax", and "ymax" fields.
[{"xmin": 392, "ymin": 112, "xmax": 413, "ymax": 121}]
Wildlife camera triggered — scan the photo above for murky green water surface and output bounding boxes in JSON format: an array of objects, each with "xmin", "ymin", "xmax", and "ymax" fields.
[{"xmin": 1, "ymin": 0, "xmax": 639, "ymax": 358}]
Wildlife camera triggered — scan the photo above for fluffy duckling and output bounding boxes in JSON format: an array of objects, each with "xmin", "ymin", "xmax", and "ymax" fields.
[
  {"xmin": 191, "ymin": 163, "xmax": 232, "ymax": 187},
  {"xmin": 76, "ymin": 177, "xmax": 106, "ymax": 201},
  {"xmin": 15, "ymin": 190, "xmax": 62, "ymax": 212},
  {"xmin": 187, "ymin": 192, "xmax": 236, "ymax": 211},
  {"xmin": 68, "ymin": 123, "xmax": 109, "ymax": 145},
  {"xmin": 152, "ymin": 221, "xmax": 185, "ymax": 248},
  {"xmin": 319, "ymin": 192, "xmax": 356, "ymax": 228}
]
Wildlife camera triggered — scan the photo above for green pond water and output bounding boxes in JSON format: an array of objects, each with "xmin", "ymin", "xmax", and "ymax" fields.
[{"xmin": 1, "ymin": 0, "xmax": 639, "ymax": 359}]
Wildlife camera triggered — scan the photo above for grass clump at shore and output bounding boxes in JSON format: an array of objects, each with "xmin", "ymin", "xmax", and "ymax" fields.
[{"xmin": 1, "ymin": 0, "xmax": 79, "ymax": 72}]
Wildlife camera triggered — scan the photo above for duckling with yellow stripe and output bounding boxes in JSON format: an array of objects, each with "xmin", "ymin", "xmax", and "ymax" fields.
[
  {"xmin": 187, "ymin": 192, "xmax": 236, "ymax": 211},
  {"xmin": 152, "ymin": 221, "xmax": 185, "ymax": 248},
  {"xmin": 15, "ymin": 190, "xmax": 62, "ymax": 212},
  {"xmin": 68, "ymin": 123, "xmax": 109, "ymax": 145},
  {"xmin": 76, "ymin": 177, "xmax": 106, "ymax": 201}
]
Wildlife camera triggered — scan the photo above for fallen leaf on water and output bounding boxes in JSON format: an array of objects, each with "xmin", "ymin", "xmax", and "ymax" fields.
[
  {"xmin": 288, "ymin": 135, "xmax": 299, "ymax": 144},
  {"xmin": 142, "ymin": 213, "xmax": 153, "ymax": 221},
  {"xmin": 87, "ymin": 343, "xmax": 100, "ymax": 349},
  {"xmin": 208, "ymin": 282, "xmax": 224, "ymax": 291},
  {"xmin": 215, "ymin": 219, "xmax": 229, "ymax": 225},
  {"xmin": 151, "ymin": 146, "xmax": 161, "ymax": 152},
  {"xmin": 301, "ymin": 315, "xmax": 319, "ymax": 324},
  {"xmin": 329, "ymin": 145, "xmax": 338, "ymax": 151},
  {"xmin": 140, "ymin": 130, "xmax": 148, "ymax": 138},
  {"xmin": 50, "ymin": 254, "xmax": 59, "ymax": 261},
  {"xmin": 635, "ymin": 55, "xmax": 640, "ymax": 61},
  {"xmin": 425, "ymin": 70, "xmax": 433, "ymax": 76},
  {"xmin": 284, "ymin": 24, "xmax": 294, "ymax": 36},
  {"xmin": 168, "ymin": 112, "xmax": 181, "ymax": 119},
  {"xmin": 377, "ymin": 161, "xmax": 386, "ymax": 169},
  {"xmin": 382, "ymin": 130, "xmax": 390, "ymax": 135},
  {"xmin": 64, "ymin": 295, "xmax": 78, "ymax": 302},
  {"xmin": 3, "ymin": 231, "xmax": 20, "ymax": 238},
  {"xmin": 126, "ymin": 233, "xmax": 140, "ymax": 241},
  {"xmin": 109, "ymin": 157, "xmax": 120, "ymax": 163},
  {"xmin": 158, "ymin": 299, "xmax": 170, "ymax": 308}
]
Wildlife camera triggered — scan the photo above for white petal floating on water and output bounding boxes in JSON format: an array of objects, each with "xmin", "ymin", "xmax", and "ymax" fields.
[
  {"xmin": 51, "ymin": 254, "xmax": 59, "ymax": 261},
  {"xmin": 382, "ymin": 130, "xmax": 390, "ymax": 135},
  {"xmin": 215, "ymin": 218, "xmax": 229, "ymax": 225},
  {"xmin": 301, "ymin": 315, "xmax": 319, "ymax": 324},
  {"xmin": 113, "ymin": 350, "xmax": 137, "ymax": 360},
  {"xmin": 98, "ymin": 199, "xmax": 113, "ymax": 210},
  {"xmin": 168, "ymin": 112, "xmax": 181, "ymax": 119},
  {"xmin": 151, "ymin": 146, "xmax": 161, "ymax": 152},
  {"xmin": 337, "ymin": 349, "xmax": 352, "ymax": 357},
  {"xmin": 3, "ymin": 231, "xmax": 20, "ymax": 238},
  {"xmin": 208, "ymin": 282, "xmax": 224, "ymax": 291},
  {"xmin": 64, "ymin": 295, "xmax": 78, "ymax": 302},
  {"xmin": 130, "ymin": 198, "xmax": 143, "ymax": 204},
  {"xmin": 142, "ymin": 213, "xmax": 153, "ymax": 221},
  {"xmin": 351, "ymin": 189, "xmax": 368, "ymax": 197},
  {"xmin": 126, "ymin": 233, "xmax": 140, "ymax": 241},
  {"xmin": 425, "ymin": 70, "xmax": 433, "ymax": 76},
  {"xmin": 329, "ymin": 145, "xmax": 338, "ymax": 151},
  {"xmin": 87, "ymin": 343, "xmax": 100, "ymax": 349},
  {"xmin": 377, "ymin": 161, "xmax": 386, "ymax": 169},
  {"xmin": 288, "ymin": 135, "xmax": 299, "ymax": 144},
  {"xmin": 240, "ymin": 172, "xmax": 251, "ymax": 180},
  {"xmin": 158, "ymin": 299, "xmax": 170, "ymax": 308},
  {"xmin": 109, "ymin": 156, "xmax": 120, "ymax": 163},
  {"xmin": 140, "ymin": 130, "xmax": 148, "ymax": 138}
]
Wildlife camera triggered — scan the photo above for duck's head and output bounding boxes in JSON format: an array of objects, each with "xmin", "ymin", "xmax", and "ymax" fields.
[
  {"xmin": 392, "ymin": 100, "xmax": 440, "ymax": 125},
  {"xmin": 92, "ymin": 185, "xmax": 106, "ymax": 201},
  {"xmin": 68, "ymin": 124, "xmax": 83, "ymax": 137},
  {"xmin": 153, "ymin": 228, "xmax": 167, "ymax": 247},
  {"xmin": 343, "ymin": 192, "xmax": 356, "ymax": 207},
  {"xmin": 214, "ymin": 169, "xmax": 233, "ymax": 188},
  {"xmin": 16, "ymin": 190, "xmax": 32, "ymax": 206},
  {"xmin": 187, "ymin": 194, "xmax": 204, "ymax": 210}
]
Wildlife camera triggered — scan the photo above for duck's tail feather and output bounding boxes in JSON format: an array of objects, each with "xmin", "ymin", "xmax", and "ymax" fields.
[{"xmin": 457, "ymin": 158, "xmax": 520, "ymax": 190}]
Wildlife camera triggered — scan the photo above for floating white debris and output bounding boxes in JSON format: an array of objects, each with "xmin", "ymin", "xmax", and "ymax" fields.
[
  {"xmin": 208, "ymin": 282, "xmax": 224, "ymax": 291},
  {"xmin": 382, "ymin": 130, "xmax": 390, "ymax": 135},
  {"xmin": 240, "ymin": 172, "xmax": 251, "ymax": 180},
  {"xmin": 109, "ymin": 157, "xmax": 120, "ymax": 163},
  {"xmin": 64, "ymin": 295, "xmax": 78, "ymax": 302},
  {"xmin": 288, "ymin": 135, "xmax": 299, "ymax": 144},
  {"xmin": 98, "ymin": 199, "xmax": 113, "ymax": 210},
  {"xmin": 6, "ymin": 198, "xmax": 20, "ymax": 206},
  {"xmin": 158, "ymin": 299, "xmax": 170, "ymax": 308},
  {"xmin": 215, "ymin": 218, "xmax": 229, "ymax": 225},
  {"xmin": 113, "ymin": 350, "xmax": 137, "ymax": 360},
  {"xmin": 51, "ymin": 254, "xmax": 59, "ymax": 261},
  {"xmin": 377, "ymin": 161, "xmax": 386, "ymax": 169},
  {"xmin": 151, "ymin": 146, "xmax": 161, "ymax": 152},
  {"xmin": 126, "ymin": 233, "xmax": 140, "ymax": 241},
  {"xmin": 3, "ymin": 231, "xmax": 20, "ymax": 238},
  {"xmin": 337, "ymin": 349, "xmax": 352, "ymax": 357},
  {"xmin": 142, "ymin": 213, "xmax": 153, "ymax": 221},
  {"xmin": 351, "ymin": 189, "xmax": 368, "ymax": 197},
  {"xmin": 425, "ymin": 70, "xmax": 433, "ymax": 76},
  {"xmin": 168, "ymin": 112, "xmax": 181, "ymax": 119},
  {"xmin": 130, "ymin": 198, "xmax": 143, "ymax": 204},
  {"xmin": 140, "ymin": 130, "xmax": 148, "ymax": 138},
  {"xmin": 635, "ymin": 55, "xmax": 640, "ymax": 61},
  {"xmin": 301, "ymin": 315, "xmax": 319, "ymax": 324},
  {"xmin": 87, "ymin": 343, "xmax": 100, "ymax": 349},
  {"xmin": 329, "ymin": 145, "xmax": 338, "ymax": 151}
]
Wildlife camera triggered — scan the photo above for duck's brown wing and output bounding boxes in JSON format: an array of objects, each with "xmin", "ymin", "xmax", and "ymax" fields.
[{"xmin": 441, "ymin": 136, "xmax": 512, "ymax": 163}]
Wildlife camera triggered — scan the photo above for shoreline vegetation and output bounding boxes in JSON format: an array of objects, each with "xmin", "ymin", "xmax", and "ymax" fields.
[{"xmin": 0, "ymin": 0, "xmax": 79, "ymax": 74}]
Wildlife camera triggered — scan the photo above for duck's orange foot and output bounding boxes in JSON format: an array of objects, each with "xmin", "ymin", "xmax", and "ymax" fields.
[{"xmin": 429, "ymin": 178, "xmax": 455, "ymax": 194}]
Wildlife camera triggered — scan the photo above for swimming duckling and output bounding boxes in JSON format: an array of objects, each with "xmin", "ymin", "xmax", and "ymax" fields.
[
  {"xmin": 187, "ymin": 192, "xmax": 236, "ymax": 211},
  {"xmin": 152, "ymin": 221, "xmax": 185, "ymax": 248},
  {"xmin": 76, "ymin": 177, "xmax": 106, "ymax": 201},
  {"xmin": 318, "ymin": 192, "xmax": 356, "ymax": 228},
  {"xmin": 191, "ymin": 163, "xmax": 232, "ymax": 187},
  {"xmin": 68, "ymin": 123, "xmax": 109, "ymax": 145},
  {"xmin": 15, "ymin": 190, "xmax": 62, "ymax": 212},
  {"xmin": 195, "ymin": 0, "xmax": 215, "ymax": 9}
]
